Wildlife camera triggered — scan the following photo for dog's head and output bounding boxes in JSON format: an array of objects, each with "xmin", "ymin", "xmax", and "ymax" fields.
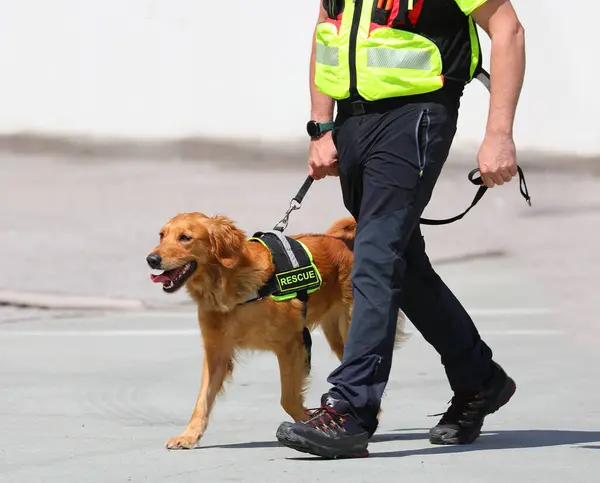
[{"xmin": 146, "ymin": 212, "xmax": 246, "ymax": 293}]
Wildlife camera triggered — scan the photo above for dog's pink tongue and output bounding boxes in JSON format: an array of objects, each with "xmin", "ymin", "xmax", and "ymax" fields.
[{"xmin": 151, "ymin": 273, "xmax": 171, "ymax": 284}]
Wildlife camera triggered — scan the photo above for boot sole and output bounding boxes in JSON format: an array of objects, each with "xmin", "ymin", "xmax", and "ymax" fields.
[
  {"xmin": 429, "ymin": 377, "xmax": 517, "ymax": 445},
  {"xmin": 276, "ymin": 425, "xmax": 369, "ymax": 459}
]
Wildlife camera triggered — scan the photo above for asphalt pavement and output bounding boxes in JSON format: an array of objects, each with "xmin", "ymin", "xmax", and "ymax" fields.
[{"xmin": 1, "ymin": 155, "xmax": 600, "ymax": 482}]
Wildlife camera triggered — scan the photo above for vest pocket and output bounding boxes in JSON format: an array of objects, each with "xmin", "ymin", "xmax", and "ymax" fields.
[
  {"xmin": 391, "ymin": 0, "xmax": 424, "ymax": 28},
  {"xmin": 416, "ymin": 108, "xmax": 430, "ymax": 175},
  {"xmin": 391, "ymin": 0, "xmax": 409, "ymax": 27},
  {"xmin": 322, "ymin": 0, "xmax": 344, "ymax": 19},
  {"xmin": 368, "ymin": 0, "xmax": 413, "ymax": 28},
  {"xmin": 371, "ymin": 0, "xmax": 394, "ymax": 25},
  {"xmin": 356, "ymin": 26, "xmax": 444, "ymax": 100}
]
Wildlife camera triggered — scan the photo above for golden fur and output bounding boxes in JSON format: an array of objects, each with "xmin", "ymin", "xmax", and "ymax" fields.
[{"xmin": 147, "ymin": 213, "xmax": 405, "ymax": 449}]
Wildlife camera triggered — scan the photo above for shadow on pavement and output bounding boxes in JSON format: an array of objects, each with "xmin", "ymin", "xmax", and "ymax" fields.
[
  {"xmin": 198, "ymin": 429, "xmax": 428, "ymax": 451},
  {"xmin": 368, "ymin": 429, "xmax": 600, "ymax": 459},
  {"xmin": 200, "ymin": 440, "xmax": 281, "ymax": 450},
  {"xmin": 199, "ymin": 428, "xmax": 600, "ymax": 454},
  {"xmin": 433, "ymin": 249, "xmax": 508, "ymax": 266}
]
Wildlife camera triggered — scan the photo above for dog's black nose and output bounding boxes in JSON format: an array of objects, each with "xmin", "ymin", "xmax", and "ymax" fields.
[{"xmin": 146, "ymin": 254, "xmax": 162, "ymax": 269}]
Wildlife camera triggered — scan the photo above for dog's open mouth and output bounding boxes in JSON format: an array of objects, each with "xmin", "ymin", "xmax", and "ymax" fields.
[{"xmin": 150, "ymin": 261, "xmax": 197, "ymax": 293}]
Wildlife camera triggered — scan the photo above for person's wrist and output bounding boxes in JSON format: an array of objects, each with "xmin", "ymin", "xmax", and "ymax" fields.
[
  {"xmin": 485, "ymin": 125, "xmax": 513, "ymax": 140},
  {"xmin": 310, "ymin": 114, "xmax": 333, "ymax": 122},
  {"xmin": 309, "ymin": 108, "xmax": 333, "ymax": 122}
]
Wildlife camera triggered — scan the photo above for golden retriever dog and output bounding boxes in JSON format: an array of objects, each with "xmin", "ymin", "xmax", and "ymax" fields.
[{"xmin": 146, "ymin": 212, "xmax": 405, "ymax": 449}]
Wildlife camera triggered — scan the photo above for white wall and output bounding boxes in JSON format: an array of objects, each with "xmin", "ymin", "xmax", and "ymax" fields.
[{"xmin": 0, "ymin": 0, "xmax": 597, "ymax": 155}]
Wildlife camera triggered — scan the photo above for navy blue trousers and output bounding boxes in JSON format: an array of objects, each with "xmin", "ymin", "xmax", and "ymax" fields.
[{"xmin": 327, "ymin": 100, "xmax": 494, "ymax": 435}]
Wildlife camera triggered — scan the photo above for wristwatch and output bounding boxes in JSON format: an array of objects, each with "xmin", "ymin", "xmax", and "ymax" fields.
[{"xmin": 306, "ymin": 120, "xmax": 335, "ymax": 139}]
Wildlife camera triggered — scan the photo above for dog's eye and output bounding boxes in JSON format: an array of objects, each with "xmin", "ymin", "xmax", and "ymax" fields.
[
  {"xmin": 159, "ymin": 232, "xmax": 164, "ymax": 240},
  {"xmin": 179, "ymin": 234, "xmax": 192, "ymax": 242}
]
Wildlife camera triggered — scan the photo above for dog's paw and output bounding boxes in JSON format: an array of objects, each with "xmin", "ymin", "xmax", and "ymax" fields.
[{"xmin": 165, "ymin": 433, "xmax": 201, "ymax": 450}]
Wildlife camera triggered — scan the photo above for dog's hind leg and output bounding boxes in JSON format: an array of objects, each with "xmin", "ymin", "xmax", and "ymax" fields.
[
  {"xmin": 166, "ymin": 339, "xmax": 233, "ymax": 450},
  {"xmin": 321, "ymin": 308, "xmax": 351, "ymax": 361},
  {"xmin": 276, "ymin": 334, "xmax": 310, "ymax": 422}
]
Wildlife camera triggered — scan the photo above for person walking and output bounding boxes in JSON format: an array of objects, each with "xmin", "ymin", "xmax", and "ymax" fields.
[{"xmin": 276, "ymin": 0, "xmax": 526, "ymax": 459}]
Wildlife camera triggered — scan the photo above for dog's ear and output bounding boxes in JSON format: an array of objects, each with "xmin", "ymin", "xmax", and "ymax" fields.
[{"xmin": 209, "ymin": 215, "xmax": 246, "ymax": 269}]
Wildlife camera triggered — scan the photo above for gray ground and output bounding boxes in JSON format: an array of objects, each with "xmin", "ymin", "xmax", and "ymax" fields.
[{"xmin": 1, "ymin": 155, "xmax": 599, "ymax": 482}]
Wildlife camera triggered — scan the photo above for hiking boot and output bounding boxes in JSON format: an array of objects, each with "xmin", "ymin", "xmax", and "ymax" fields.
[
  {"xmin": 429, "ymin": 362, "xmax": 516, "ymax": 445},
  {"xmin": 276, "ymin": 394, "xmax": 370, "ymax": 459}
]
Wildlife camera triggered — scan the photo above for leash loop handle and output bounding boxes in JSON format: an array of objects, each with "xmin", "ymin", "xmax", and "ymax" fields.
[
  {"xmin": 518, "ymin": 166, "xmax": 532, "ymax": 206},
  {"xmin": 467, "ymin": 166, "xmax": 531, "ymax": 205},
  {"xmin": 420, "ymin": 165, "xmax": 532, "ymax": 226},
  {"xmin": 468, "ymin": 168, "xmax": 483, "ymax": 186}
]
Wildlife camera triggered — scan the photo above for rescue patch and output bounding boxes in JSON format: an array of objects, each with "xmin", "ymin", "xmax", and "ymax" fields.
[{"xmin": 275, "ymin": 265, "xmax": 320, "ymax": 295}]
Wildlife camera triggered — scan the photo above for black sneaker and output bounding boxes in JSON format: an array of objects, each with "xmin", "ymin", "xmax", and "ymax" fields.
[
  {"xmin": 276, "ymin": 394, "xmax": 370, "ymax": 459},
  {"xmin": 429, "ymin": 362, "xmax": 516, "ymax": 445}
]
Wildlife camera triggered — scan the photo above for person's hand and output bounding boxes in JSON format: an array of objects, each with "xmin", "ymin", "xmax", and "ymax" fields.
[
  {"xmin": 308, "ymin": 131, "xmax": 338, "ymax": 180},
  {"xmin": 477, "ymin": 132, "xmax": 518, "ymax": 188}
]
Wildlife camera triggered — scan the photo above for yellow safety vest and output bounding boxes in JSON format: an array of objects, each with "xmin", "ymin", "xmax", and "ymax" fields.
[{"xmin": 315, "ymin": 0, "xmax": 486, "ymax": 101}]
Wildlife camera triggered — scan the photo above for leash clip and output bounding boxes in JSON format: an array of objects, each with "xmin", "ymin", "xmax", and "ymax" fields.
[
  {"xmin": 273, "ymin": 176, "xmax": 314, "ymax": 232},
  {"xmin": 273, "ymin": 199, "xmax": 302, "ymax": 232}
]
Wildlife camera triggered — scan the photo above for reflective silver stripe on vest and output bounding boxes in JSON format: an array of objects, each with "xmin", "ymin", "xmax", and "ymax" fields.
[
  {"xmin": 316, "ymin": 43, "xmax": 339, "ymax": 67},
  {"xmin": 367, "ymin": 48, "xmax": 431, "ymax": 70}
]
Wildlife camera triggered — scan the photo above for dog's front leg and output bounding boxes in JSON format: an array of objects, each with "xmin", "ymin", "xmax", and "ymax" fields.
[
  {"xmin": 166, "ymin": 343, "xmax": 232, "ymax": 450},
  {"xmin": 276, "ymin": 337, "xmax": 310, "ymax": 422}
]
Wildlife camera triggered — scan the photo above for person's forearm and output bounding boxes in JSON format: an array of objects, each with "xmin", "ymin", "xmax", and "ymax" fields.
[
  {"xmin": 485, "ymin": 21, "xmax": 525, "ymax": 137},
  {"xmin": 309, "ymin": 31, "xmax": 335, "ymax": 122}
]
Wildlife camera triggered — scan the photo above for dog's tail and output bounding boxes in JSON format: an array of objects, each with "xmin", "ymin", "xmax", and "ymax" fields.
[{"xmin": 325, "ymin": 216, "xmax": 357, "ymax": 251}]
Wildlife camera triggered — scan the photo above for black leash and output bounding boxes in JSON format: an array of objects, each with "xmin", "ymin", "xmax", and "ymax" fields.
[
  {"xmin": 273, "ymin": 166, "xmax": 531, "ymax": 231},
  {"xmin": 268, "ymin": 164, "xmax": 531, "ymax": 372},
  {"xmin": 420, "ymin": 165, "xmax": 531, "ymax": 225},
  {"xmin": 273, "ymin": 69, "xmax": 535, "ymax": 230}
]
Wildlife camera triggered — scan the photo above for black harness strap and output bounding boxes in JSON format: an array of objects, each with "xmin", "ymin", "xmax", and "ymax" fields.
[
  {"xmin": 270, "ymin": 179, "xmax": 315, "ymax": 354},
  {"xmin": 248, "ymin": 231, "xmax": 315, "ymax": 373},
  {"xmin": 299, "ymin": 293, "xmax": 311, "ymax": 373},
  {"xmin": 249, "ymin": 231, "xmax": 320, "ymax": 303}
]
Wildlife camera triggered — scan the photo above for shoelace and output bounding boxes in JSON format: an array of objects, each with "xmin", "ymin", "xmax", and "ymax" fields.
[
  {"xmin": 428, "ymin": 394, "xmax": 488, "ymax": 425},
  {"xmin": 304, "ymin": 405, "xmax": 347, "ymax": 432}
]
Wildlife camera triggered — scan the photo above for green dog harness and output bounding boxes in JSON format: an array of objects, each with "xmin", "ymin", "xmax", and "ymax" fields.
[{"xmin": 246, "ymin": 230, "xmax": 322, "ymax": 303}]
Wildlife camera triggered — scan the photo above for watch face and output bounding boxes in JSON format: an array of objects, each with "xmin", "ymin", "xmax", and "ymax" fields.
[{"xmin": 307, "ymin": 121, "xmax": 320, "ymax": 137}]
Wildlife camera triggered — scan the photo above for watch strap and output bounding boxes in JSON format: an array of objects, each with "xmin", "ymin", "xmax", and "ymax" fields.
[{"xmin": 317, "ymin": 121, "xmax": 335, "ymax": 134}]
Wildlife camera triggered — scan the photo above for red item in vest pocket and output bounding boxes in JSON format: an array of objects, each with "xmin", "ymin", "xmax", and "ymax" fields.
[{"xmin": 370, "ymin": 0, "xmax": 424, "ymax": 29}]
